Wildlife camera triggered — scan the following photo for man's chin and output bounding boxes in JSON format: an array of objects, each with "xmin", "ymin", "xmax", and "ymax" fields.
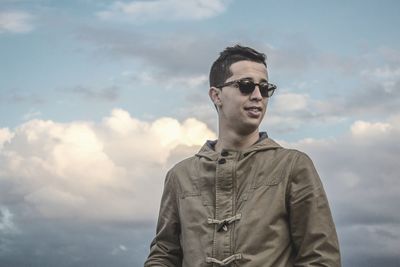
[{"xmin": 237, "ymin": 121, "xmax": 262, "ymax": 136}]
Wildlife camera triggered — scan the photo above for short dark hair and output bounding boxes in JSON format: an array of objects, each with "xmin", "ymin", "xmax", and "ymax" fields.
[{"xmin": 209, "ymin": 44, "xmax": 267, "ymax": 87}]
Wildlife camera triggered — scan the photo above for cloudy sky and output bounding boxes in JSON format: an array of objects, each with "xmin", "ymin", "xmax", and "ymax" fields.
[{"xmin": 1, "ymin": 0, "xmax": 399, "ymax": 266}]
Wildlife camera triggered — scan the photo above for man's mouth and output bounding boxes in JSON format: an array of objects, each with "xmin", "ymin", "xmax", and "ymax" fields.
[
  {"xmin": 244, "ymin": 106, "xmax": 262, "ymax": 112},
  {"xmin": 244, "ymin": 106, "xmax": 263, "ymax": 117}
]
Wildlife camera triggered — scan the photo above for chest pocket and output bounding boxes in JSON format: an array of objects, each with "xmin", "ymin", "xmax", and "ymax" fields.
[
  {"xmin": 236, "ymin": 155, "xmax": 286, "ymax": 205},
  {"xmin": 179, "ymin": 175, "xmax": 215, "ymax": 207}
]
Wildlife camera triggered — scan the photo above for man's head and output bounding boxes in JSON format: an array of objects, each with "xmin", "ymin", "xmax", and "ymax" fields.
[
  {"xmin": 208, "ymin": 45, "xmax": 275, "ymax": 136},
  {"xmin": 209, "ymin": 45, "xmax": 267, "ymax": 88}
]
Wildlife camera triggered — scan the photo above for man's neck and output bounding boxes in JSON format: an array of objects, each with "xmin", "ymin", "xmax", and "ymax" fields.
[{"xmin": 214, "ymin": 129, "xmax": 260, "ymax": 153}]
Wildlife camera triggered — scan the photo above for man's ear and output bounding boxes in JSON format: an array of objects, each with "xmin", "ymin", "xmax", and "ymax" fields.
[{"xmin": 209, "ymin": 87, "xmax": 222, "ymax": 107}]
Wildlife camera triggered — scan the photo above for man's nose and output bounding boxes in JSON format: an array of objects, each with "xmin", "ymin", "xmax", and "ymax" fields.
[{"xmin": 250, "ymin": 85, "xmax": 263, "ymax": 101}]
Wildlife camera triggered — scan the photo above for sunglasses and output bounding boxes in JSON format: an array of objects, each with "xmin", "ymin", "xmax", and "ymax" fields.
[{"xmin": 216, "ymin": 78, "xmax": 277, "ymax": 98}]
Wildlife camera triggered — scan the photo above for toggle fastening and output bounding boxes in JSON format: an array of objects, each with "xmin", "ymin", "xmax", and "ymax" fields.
[
  {"xmin": 207, "ymin": 213, "xmax": 242, "ymax": 232},
  {"xmin": 206, "ymin": 253, "xmax": 242, "ymax": 266}
]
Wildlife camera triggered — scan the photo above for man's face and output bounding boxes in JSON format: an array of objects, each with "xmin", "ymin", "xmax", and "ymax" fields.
[{"xmin": 213, "ymin": 60, "xmax": 269, "ymax": 135}]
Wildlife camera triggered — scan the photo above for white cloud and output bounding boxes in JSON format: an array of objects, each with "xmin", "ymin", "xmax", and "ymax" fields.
[
  {"xmin": 273, "ymin": 92, "xmax": 309, "ymax": 112},
  {"xmin": 0, "ymin": 128, "xmax": 14, "ymax": 148},
  {"xmin": 166, "ymin": 75, "xmax": 208, "ymax": 90},
  {"xmin": 97, "ymin": 0, "xmax": 230, "ymax": 22},
  {"xmin": 0, "ymin": 109, "xmax": 216, "ymax": 222},
  {"xmin": 122, "ymin": 70, "xmax": 208, "ymax": 90},
  {"xmin": 361, "ymin": 65, "xmax": 400, "ymax": 90},
  {"xmin": 265, "ymin": 91, "xmax": 346, "ymax": 133},
  {"xmin": 22, "ymin": 109, "xmax": 41, "ymax": 121},
  {"xmin": 0, "ymin": 11, "xmax": 34, "ymax": 33},
  {"xmin": 351, "ymin": 120, "xmax": 392, "ymax": 137},
  {"xmin": 367, "ymin": 66, "xmax": 400, "ymax": 80},
  {"xmin": 111, "ymin": 244, "xmax": 128, "ymax": 255}
]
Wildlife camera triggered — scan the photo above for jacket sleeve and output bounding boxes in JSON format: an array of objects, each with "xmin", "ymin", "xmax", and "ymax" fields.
[
  {"xmin": 144, "ymin": 170, "xmax": 183, "ymax": 267},
  {"xmin": 287, "ymin": 151, "xmax": 341, "ymax": 267}
]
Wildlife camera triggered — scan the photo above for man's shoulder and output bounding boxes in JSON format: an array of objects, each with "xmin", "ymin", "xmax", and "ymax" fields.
[
  {"xmin": 168, "ymin": 154, "xmax": 198, "ymax": 176},
  {"xmin": 256, "ymin": 138, "xmax": 315, "ymax": 167},
  {"xmin": 255, "ymin": 137, "xmax": 301, "ymax": 155}
]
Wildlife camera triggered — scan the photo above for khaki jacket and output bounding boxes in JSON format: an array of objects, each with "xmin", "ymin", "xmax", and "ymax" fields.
[{"xmin": 145, "ymin": 136, "xmax": 341, "ymax": 266}]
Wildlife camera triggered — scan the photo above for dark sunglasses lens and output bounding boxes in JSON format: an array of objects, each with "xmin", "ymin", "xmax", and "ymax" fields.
[
  {"xmin": 237, "ymin": 80, "xmax": 276, "ymax": 97},
  {"xmin": 238, "ymin": 80, "xmax": 255, "ymax": 94},
  {"xmin": 259, "ymin": 83, "xmax": 271, "ymax": 97}
]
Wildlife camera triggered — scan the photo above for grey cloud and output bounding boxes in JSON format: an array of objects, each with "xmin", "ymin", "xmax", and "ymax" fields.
[
  {"xmin": 0, "ymin": 207, "xmax": 17, "ymax": 234},
  {"xmin": 261, "ymin": 37, "xmax": 319, "ymax": 73},
  {"xmin": 0, "ymin": 91, "xmax": 45, "ymax": 105},
  {"xmin": 76, "ymin": 25, "xmax": 224, "ymax": 76},
  {"xmin": 344, "ymin": 256, "xmax": 400, "ymax": 267},
  {"xmin": 177, "ymin": 91, "xmax": 218, "ymax": 133},
  {"xmin": 76, "ymin": 24, "xmax": 324, "ymax": 78},
  {"xmin": 67, "ymin": 85, "xmax": 120, "ymax": 102},
  {"xmin": 0, "ymin": 205, "xmax": 154, "ymax": 267},
  {"xmin": 77, "ymin": 25, "xmax": 389, "ymax": 133},
  {"xmin": 4, "ymin": 117, "xmax": 400, "ymax": 267},
  {"xmin": 256, "ymin": 34, "xmax": 367, "ymax": 78},
  {"xmin": 340, "ymin": 224, "xmax": 400, "ymax": 267},
  {"xmin": 299, "ymin": 75, "xmax": 400, "ymax": 125},
  {"xmin": 1, "ymin": 115, "xmax": 400, "ymax": 266},
  {"xmin": 342, "ymin": 80, "xmax": 400, "ymax": 117},
  {"xmin": 284, "ymin": 119, "xmax": 400, "ymax": 265},
  {"xmin": 77, "ymin": 26, "xmax": 223, "ymax": 76},
  {"xmin": 264, "ymin": 54, "xmax": 400, "ymax": 134},
  {"xmin": 325, "ymin": 48, "xmax": 400, "ymax": 118},
  {"xmin": 75, "ymin": 24, "xmax": 375, "ymax": 133}
]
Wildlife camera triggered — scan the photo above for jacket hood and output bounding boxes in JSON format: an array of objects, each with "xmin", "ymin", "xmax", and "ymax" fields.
[{"xmin": 196, "ymin": 132, "xmax": 282, "ymax": 161}]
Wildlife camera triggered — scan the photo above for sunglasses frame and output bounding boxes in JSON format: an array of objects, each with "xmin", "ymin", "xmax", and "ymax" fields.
[{"xmin": 216, "ymin": 78, "xmax": 277, "ymax": 98}]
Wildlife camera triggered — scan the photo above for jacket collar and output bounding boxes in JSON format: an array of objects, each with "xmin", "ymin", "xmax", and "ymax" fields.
[{"xmin": 196, "ymin": 132, "xmax": 281, "ymax": 161}]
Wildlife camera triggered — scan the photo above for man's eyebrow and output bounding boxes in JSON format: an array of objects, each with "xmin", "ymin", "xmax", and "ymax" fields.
[{"xmin": 241, "ymin": 77, "xmax": 268, "ymax": 82}]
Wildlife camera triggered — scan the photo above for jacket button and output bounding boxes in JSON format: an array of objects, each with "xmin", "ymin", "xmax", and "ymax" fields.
[
  {"xmin": 218, "ymin": 158, "xmax": 226, "ymax": 164},
  {"xmin": 221, "ymin": 151, "xmax": 229, "ymax": 157}
]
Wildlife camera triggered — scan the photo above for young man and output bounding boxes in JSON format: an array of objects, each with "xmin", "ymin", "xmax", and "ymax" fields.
[{"xmin": 144, "ymin": 45, "xmax": 341, "ymax": 266}]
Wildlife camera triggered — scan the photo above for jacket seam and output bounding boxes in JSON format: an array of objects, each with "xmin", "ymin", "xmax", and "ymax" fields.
[
  {"xmin": 285, "ymin": 150, "xmax": 300, "ymax": 212},
  {"xmin": 170, "ymin": 171, "xmax": 181, "ymax": 224}
]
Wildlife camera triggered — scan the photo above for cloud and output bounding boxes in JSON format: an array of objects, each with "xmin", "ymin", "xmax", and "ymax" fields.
[
  {"xmin": 342, "ymin": 69, "xmax": 400, "ymax": 118},
  {"xmin": 321, "ymin": 47, "xmax": 400, "ymax": 119},
  {"xmin": 261, "ymin": 39, "xmax": 318, "ymax": 73},
  {"xmin": 0, "ymin": 109, "xmax": 215, "ymax": 222},
  {"xmin": 363, "ymin": 66, "xmax": 400, "ymax": 80},
  {"xmin": 76, "ymin": 27, "xmax": 351, "ymax": 134},
  {"xmin": 0, "ymin": 108, "xmax": 217, "ymax": 265},
  {"xmin": 0, "ymin": 206, "xmax": 19, "ymax": 258},
  {"xmin": 22, "ymin": 109, "xmax": 41, "ymax": 121},
  {"xmin": 279, "ymin": 116, "xmax": 400, "ymax": 264},
  {"xmin": 67, "ymin": 85, "xmax": 120, "ymax": 102},
  {"xmin": 122, "ymin": 70, "xmax": 208, "ymax": 91},
  {"xmin": 97, "ymin": 0, "xmax": 230, "ymax": 22},
  {"xmin": 2, "ymin": 109, "xmax": 400, "ymax": 265},
  {"xmin": 264, "ymin": 91, "xmax": 346, "ymax": 133},
  {"xmin": 0, "ymin": 91, "xmax": 45, "ymax": 105},
  {"xmin": 0, "ymin": 11, "xmax": 34, "ymax": 33},
  {"xmin": 76, "ymin": 26, "xmax": 228, "ymax": 76},
  {"xmin": 0, "ymin": 207, "xmax": 18, "ymax": 234},
  {"xmin": 265, "ymin": 47, "xmax": 400, "ymax": 132},
  {"xmin": 273, "ymin": 92, "xmax": 309, "ymax": 112},
  {"xmin": 0, "ymin": 109, "xmax": 216, "ymax": 265},
  {"xmin": 76, "ymin": 25, "xmax": 400, "ymax": 133},
  {"xmin": 350, "ymin": 120, "xmax": 392, "ymax": 137},
  {"xmin": 0, "ymin": 128, "xmax": 14, "ymax": 148},
  {"xmin": 259, "ymin": 37, "xmax": 364, "ymax": 77}
]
